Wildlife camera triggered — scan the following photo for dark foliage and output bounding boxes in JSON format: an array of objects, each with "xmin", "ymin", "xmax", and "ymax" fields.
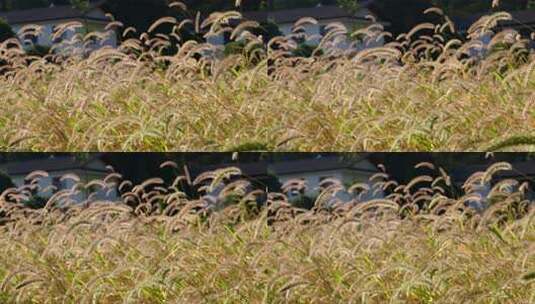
[
  {"xmin": 0, "ymin": 17, "xmax": 13, "ymax": 42},
  {"xmin": 0, "ymin": 170, "xmax": 14, "ymax": 194}
]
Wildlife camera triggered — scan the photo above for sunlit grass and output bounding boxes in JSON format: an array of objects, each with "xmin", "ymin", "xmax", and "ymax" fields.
[{"xmin": 0, "ymin": 7, "xmax": 534, "ymax": 151}]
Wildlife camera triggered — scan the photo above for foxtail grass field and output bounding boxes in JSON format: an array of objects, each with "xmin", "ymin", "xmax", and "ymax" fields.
[
  {"xmin": 0, "ymin": 4, "xmax": 535, "ymax": 151},
  {"xmin": 0, "ymin": 161, "xmax": 534, "ymax": 303}
]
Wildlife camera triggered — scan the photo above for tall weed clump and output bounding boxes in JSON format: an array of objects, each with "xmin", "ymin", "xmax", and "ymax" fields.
[
  {"xmin": 0, "ymin": 4, "xmax": 534, "ymax": 151},
  {"xmin": 0, "ymin": 161, "xmax": 534, "ymax": 302}
]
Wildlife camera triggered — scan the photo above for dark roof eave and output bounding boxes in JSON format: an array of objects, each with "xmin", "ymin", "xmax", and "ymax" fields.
[
  {"xmin": 8, "ymin": 16, "xmax": 110, "ymax": 25},
  {"xmin": 278, "ymin": 15, "xmax": 375, "ymax": 24},
  {"xmin": 274, "ymin": 166, "xmax": 378, "ymax": 176},
  {"xmin": 0, "ymin": 154, "xmax": 108, "ymax": 176},
  {"xmin": 0, "ymin": 2, "xmax": 108, "ymax": 25},
  {"xmin": 244, "ymin": 17, "xmax": 378, "ymax": 26},
  {"xmin": 243, "ymin": 5, "xmax": 383, "ymax": 25},
  {"xmin": 5, "ymin": 166, "xmax": 108, "ymax": 176},
  {"xmin": 456, "ymin": 9, "xmax": 535, "ymax": 32}
]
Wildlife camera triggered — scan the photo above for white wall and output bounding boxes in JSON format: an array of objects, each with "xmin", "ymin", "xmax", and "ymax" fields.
[
  {"xmin": 278, "ymin": 169, "xmax": 344, "ymax": 196},
  {"xmin": 12, "ymin": 19, "xmax": 117, "ymax": 51},
  {"xmin": 277, "ymin": 18, "xmax": 384, "ymax": 52},
  {"xmin": 206, "ymin": 16, "xmax": 385, "ymax": 52},
  {"xmin": 279, "ymin": 22, "xmax": 321, "ymax": 45},
  {"xmin": 10, "ymin": 169, "xmax": 118, "ymax": 205},
  {"xmin": 277, "ymin": 168, "xmax": 384, "ymax": 201},
  {"xmin": 206, "ymin": 33, "xmax": 226, "ymax": 46}
]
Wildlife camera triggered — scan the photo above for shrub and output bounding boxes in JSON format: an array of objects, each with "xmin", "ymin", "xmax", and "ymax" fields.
[
  {"xmin": 292, "ymin": 42, "xmax": 320, "ymax": 57},
  {"xmin": 256, "ymin": 20, "xmax": 283, "ymax": 43},
  {"xmin": 25, "ymin": 44, "xmax": 52, "ymax": 57},
  {"xmin": 22, "ymin": 195, "xmax": 48, "ymax": 209},
  {"xmin": 223, "ymin": 40, "xmax": 246, "ymax": 56},
  {"xmin": 223, "ymin": 40, "xmax": 264, "ymax": 65}
]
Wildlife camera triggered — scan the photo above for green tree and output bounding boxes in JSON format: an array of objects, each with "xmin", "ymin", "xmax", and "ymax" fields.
[
  {"xmin": 366, "ymin": 0, "xmax": 437, "ymax": 36},
  {"xmin": 70, "ymin": 0, "xmax": 89, "ymax": 11},
  {"xmin": 70, "ymin": 0, "xmax": 90, "ymax": 36},
  {"xmin": 0, "ymin": 171, "xmax": 14, "ymax": 225},
  {"xmin": 0, "ymin": 17, "xmax": 14, "ymax": 42},
  {"xmin": 0, "ymin": 170, "xmax": 14, "ymax": 194},
  {"xmin": 336, "ymin": 0, "xmax": 359, "ymax": 13}
]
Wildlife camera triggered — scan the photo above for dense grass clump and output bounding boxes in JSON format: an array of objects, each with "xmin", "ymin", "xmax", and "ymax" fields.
[
  {"xmin": 0, "ymin": 5, "xmax": 534, "ymax": 151},
  {"xmin": 0, "ymin": 162, "xmax": 533, "ymax": 303}
]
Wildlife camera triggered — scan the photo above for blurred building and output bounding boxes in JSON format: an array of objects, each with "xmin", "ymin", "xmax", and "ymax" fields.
[
  {"xmin": 454, "ymin": 9, "xmax": 535, "ymax": 57},
  {"xmin": 207, "ymin": 2, "xmax": 389, "ymax": 51},
  {"xmin": 194, "ymin": 154, "xmax": 385, "ymax": 203},
  {"xmin": 243, "ymin": 4, "xmax": 387, "ymax": 46},
  {"xmin": 0, "ymin": 153, "xmax": 118, "ymax": 203},
  {"xmin": 0, "ymin": 0, "xmax": 117, "ymax": 52},
  {"xmin": 452, "ymin": 160, "xmax": 535, "ymax": 200}
]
